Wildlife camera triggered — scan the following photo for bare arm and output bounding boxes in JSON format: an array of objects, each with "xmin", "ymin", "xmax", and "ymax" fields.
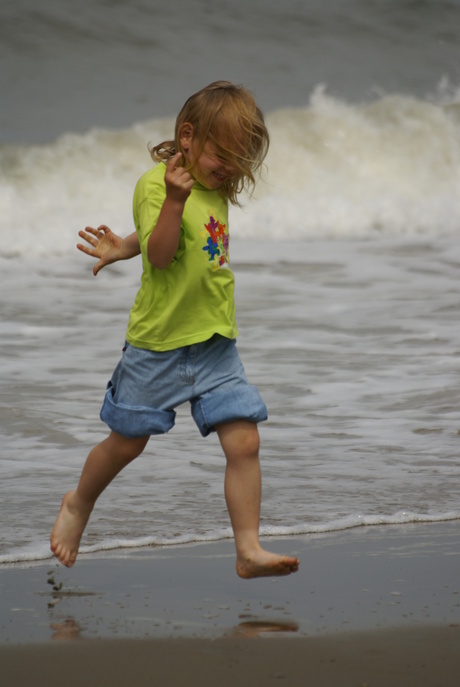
[
  {"xmin": 147, "ymin": 152, "xmax": 195, "ymax": 269},
  {"xmin": 77, "ymin": 225, "xmax": 140, "ymax": 276},
  {"xmin": 78, "ymin": 153, "xmax": 193, "ymax": 274}
]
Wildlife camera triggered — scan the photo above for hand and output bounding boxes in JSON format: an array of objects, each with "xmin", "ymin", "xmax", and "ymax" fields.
[
  {"xmin": 77, "ymin": 225, "xmax": 125, "ymax": 276},
  {"xmin": 164, "ymin": 152, "xmax": 195, "ymax": 204}
]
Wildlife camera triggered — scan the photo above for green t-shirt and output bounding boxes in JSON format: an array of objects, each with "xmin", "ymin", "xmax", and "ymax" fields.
[{"xmin": 125, "ymin": 163, "xmax": 239, "ymax": 351}]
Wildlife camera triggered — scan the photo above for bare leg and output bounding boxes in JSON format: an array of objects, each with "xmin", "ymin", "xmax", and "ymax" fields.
[
  {"xmin": 217, "ymin": 421, "xmax": 299, "ymax": 579},
  {"xmin": 50, "ymin": 431, "xmax": 149, "ymax": 567}
]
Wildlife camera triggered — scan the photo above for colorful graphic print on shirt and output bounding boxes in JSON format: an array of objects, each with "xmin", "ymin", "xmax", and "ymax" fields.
[{"xmin": 201, "ymin": 211, "xmax": 229, "ymax": 270}]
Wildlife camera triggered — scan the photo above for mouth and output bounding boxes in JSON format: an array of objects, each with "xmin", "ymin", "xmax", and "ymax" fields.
[{"xmin": 212, "ymin": 171, "xmax": 227, "ymax": 182}]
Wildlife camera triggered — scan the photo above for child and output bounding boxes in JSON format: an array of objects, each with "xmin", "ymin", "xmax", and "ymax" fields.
[{"xmin": 50, "ymin": 81, "xmax": 299, "ymax": 579}]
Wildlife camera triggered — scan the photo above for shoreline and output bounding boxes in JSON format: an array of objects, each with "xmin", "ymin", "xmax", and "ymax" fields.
[{"xmin": 2, "ymin": 522, "xmax": 460, "ymax": 685}]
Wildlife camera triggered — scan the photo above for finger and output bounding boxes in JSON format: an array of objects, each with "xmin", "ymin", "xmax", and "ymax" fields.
[
  {"xmin": 83, "ymin": 226, "xmax": 109, "ymax": 240},
  {"xmin": 83, "ymin": 226, "xmax": 99, "ymax": 236},
  {"xmin": 78, "ymin": 231, "xmax": 98, "ymax": 247},
  {"xmin": 171, "ymin": 163, "xmax": 194, "ymax": 184},
  {"xmin": 166, "ymin": 152, "xmax": 183, "ymax": 170},
  {"xmin": 183, "ymin": 174, "xmax": 195, "ymax": 189},
  {"xmin": 76, "ymin": 243, "xmax": 97, "ymax": 257},
  {"xmin": 80, "ymin": 226, "xmax": 110, "ymax": 245}
]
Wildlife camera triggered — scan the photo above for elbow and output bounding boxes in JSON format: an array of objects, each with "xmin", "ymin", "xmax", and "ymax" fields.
[{"xmin": 148, "ymin": 253, "xmax": 171, "ymax": 270}]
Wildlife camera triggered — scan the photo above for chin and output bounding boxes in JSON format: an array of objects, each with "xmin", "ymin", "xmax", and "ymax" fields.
[{"xmin": 206, "ymin": 179, "xmax": 224, "ymax": 189}]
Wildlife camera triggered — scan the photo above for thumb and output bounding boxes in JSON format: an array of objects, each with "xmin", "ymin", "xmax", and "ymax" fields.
[{"xmin": 93, "ymin": 260, "xmax": 103, "ymax": 276}]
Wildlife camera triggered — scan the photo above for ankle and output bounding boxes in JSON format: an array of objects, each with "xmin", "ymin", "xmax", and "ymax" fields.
[
  {"xmin": 66, "ymin": 490, "xmax": 94, "ymax": 516},
  {"xmin": 235, "ymin": 537, "xmax": 262, "ymax": 562}
]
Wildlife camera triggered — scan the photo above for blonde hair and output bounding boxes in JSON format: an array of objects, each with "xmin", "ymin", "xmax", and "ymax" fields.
[{"xmin": 149, "ymin": 81, "xmax": 269, "ymax": 205}]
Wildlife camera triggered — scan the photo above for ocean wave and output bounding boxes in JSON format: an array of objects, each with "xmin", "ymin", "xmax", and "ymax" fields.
[
  {"xmin": 1, "ymin": 83, "xmax": 460, "ymax": 259},
  {"xmin": 1, "ymin": 511, "xmax": 458, "ymax": 566}
]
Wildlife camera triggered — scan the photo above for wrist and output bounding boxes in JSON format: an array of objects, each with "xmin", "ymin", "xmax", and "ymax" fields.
[
  {"xmin": 121, "ymin": 233, "xmax": 141, "ymax": 259},
  {"xmin": 163, "ymin": 194, "xmax": 187, "ymax": 213}
]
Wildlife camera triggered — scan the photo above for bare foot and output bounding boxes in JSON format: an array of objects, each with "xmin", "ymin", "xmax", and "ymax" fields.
[
  {"xmin": 236, "ymin": 548, "xmax": 300, "ymax": 579},
  {"xmin": 50, "ymin": 491, "xmax": 92, "ymax": 568}
]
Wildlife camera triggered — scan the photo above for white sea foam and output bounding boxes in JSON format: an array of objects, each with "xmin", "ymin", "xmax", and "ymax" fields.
[
  {"xmin": 2, "ymin": 84, "xmax": 460, "ymax": 259},
  {"xmin": 2, "ymin": 511, "xmax": 459, "ymax": 566}
]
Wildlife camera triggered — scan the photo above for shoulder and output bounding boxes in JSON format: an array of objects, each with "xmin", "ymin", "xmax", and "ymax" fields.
[{"xmin": 134, "ymin": 163, "xmax": 166, "ymax": 202}]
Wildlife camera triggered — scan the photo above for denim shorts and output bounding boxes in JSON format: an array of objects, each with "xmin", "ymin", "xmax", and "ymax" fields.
[{"xmin": 100, "ymin": 335, "xmax": 268, "ymax": 438}]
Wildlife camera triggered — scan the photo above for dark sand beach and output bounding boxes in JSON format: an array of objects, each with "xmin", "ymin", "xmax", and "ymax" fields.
[{"xmin": 1, "ymin": 522, "xmax": 459, "ymax": 686}]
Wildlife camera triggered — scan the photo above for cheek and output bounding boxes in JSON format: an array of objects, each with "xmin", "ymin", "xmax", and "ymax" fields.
[{"xmin": 199, "ymin": 155, "xmax": 214, "ymax": 169}]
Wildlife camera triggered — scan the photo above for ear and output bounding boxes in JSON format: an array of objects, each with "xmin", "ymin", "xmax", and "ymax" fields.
[{"xmin": 179, "ymin": 122, "xmax": 194, "ymax": 151}]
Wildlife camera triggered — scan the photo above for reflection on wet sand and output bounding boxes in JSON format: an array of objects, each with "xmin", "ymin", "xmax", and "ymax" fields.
[
  {"xmin": 232, "ymin": 620, "xmax": 299, "ymax": 638},
  {"xmin": 48, "ymin": 614, "xmax": 299, "ymax": 642},
  {"xmin": 51, "ymin": 618, "xmax": 82, "ymax": 641}
]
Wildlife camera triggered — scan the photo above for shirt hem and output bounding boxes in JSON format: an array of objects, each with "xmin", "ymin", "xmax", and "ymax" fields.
[{"xmin": 125, "ymin": 327, "xmax": 239, "ymax": 352}]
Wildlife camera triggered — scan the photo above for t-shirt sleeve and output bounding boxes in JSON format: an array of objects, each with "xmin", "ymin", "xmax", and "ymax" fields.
[{"xmin": 132, "ymin": 165, "xmax": 166, "ymax": 255}]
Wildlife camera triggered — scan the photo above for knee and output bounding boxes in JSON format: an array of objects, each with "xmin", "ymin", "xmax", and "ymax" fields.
[
  {"xmin": 218, "ymin": 421, "xmax": 260, "ymax": 461},
  {"xmin": 108, "ymin": 432, "xmax": 149, "ymax": 463},
  {"xmin": 239, "ymin": 426, "xmax": 260, "ymax": 459}
]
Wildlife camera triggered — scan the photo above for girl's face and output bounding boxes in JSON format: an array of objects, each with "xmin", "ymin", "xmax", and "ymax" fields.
[{"xmin": 180, "ymin": 125, "xmax": 236, "ymax": 190}]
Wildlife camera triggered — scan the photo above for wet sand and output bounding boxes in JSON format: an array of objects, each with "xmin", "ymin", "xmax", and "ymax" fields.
[{"xmin": 1, "ymin": 522, "xmax": 459, "ymax": 686}]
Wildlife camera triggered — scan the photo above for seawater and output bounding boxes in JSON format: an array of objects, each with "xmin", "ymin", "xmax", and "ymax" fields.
[
  {"xmin": 2, "ymin": 94, "xmax": 460, "ymax": 562},
  {"xmin": 1, "ymin": 0, "xmax": 460, "ymax": 564},
  {"xmin": 1, "ymin": 236, "xmax": 460, "ymax": 564}
]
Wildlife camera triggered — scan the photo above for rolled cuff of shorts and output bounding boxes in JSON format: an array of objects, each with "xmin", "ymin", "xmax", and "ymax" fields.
[
  {"xmin": 192, "ymin": 385, "xmax": 268, "ymax": 437},
  {"xmin": 100, "ymin": 384, "xmax": 176, "ymax": 438}
]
